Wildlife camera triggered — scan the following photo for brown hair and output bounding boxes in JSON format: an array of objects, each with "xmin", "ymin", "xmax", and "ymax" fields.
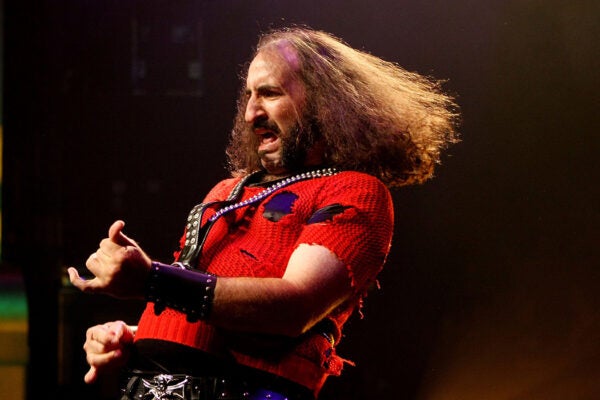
[{"xmin": 227, "ymin": 27, "xmax": 460, "ymax": 187}]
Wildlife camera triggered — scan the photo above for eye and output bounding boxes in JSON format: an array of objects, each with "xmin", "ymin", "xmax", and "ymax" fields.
[
  {"xmin": 263, "ymin": 89, "xmax": 281, "ymax": 98},
  {"xmin": 257, "ymin": 86, "xmax": 282, "ymax": 99}
]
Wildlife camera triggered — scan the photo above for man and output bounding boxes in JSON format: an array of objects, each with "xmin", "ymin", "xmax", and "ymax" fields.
[{"xmin": 68, "ymin": 27, "xmax": 459, "ymax": 399}]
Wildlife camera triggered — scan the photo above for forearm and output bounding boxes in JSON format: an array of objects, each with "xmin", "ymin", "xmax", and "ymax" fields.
[
  {"xmin": 145, "ymin": 245, "xmax": 352, "ymax": 337},
  {"xmin": 146, "ymin": 265, "xmax": 343, "ymax": 336},
  {"xmin": 210, "ymin": 276, "xmax": 340, "ymax": 337}
]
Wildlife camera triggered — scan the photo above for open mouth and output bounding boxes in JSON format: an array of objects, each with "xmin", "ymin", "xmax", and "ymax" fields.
[
  {"xmin": 253, "ymin": 126, "xmax": 280, "ymax": 151},
  {"xmin": 257, "ymin": 131, "xmax": 280, "ymax": 153},
  {"xmin": 260, "ymin": 131, "xmax": 277, "ymax": 143}
]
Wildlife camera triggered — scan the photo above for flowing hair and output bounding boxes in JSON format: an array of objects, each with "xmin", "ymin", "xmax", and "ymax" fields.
[{"xmin": 227, "ymin": 27, "xmax": 460, "ymax": 187}]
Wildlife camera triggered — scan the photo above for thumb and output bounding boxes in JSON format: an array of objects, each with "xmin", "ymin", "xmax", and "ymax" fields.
[
  {"xmin": 67, "ymin": 266, "xmax": 81, "ymax": 284},
  {"xmin": 67, "ymin": 267, "xmax": 99, "ymax": 294},
  {"xmin": 108, "ymin": 220, "xmax": 136, "ymax": 247},
  {"xmin": 84, "ymin": 366, "xmax": 98, "ymax": 384}
]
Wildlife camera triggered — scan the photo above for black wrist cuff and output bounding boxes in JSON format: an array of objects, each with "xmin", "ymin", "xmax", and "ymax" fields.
[{"xmin": 145, "ymin": 262, "xmax": 217, "ymax": 322}]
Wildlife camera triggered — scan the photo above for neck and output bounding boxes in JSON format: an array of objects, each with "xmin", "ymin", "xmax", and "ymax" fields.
[
  {"xmin": 260, "ymin": 172, "xmax": 290, "ymax": 183},
  {"xmin": 258, "ymin": 164, "xmax": 329, "ymax": 183}
]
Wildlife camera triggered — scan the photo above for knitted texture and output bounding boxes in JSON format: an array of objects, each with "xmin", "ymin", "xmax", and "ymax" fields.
[{"xmin": 135, "ymin": 171, "xmax": 394, "ymax": 394}]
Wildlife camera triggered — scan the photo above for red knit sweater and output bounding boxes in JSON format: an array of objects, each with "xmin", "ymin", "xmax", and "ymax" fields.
[{"xmin": 135, "ymin": 171, "xmax": 394, "ymax": 394}]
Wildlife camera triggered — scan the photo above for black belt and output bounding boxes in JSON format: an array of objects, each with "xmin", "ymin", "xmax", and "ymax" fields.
[{"xmin": 120, "ymin": 372, "xmax": 315, "ymax": 400}]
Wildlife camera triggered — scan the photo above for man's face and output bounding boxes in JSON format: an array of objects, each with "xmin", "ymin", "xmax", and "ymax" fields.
[{"xmin": 244, "ymin": 48, "xmax": 309, "ymax": 175}]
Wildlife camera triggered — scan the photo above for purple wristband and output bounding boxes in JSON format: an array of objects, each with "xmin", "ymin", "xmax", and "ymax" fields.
[{"xmin": 145, "ymin": 262, "xmax": 217, "ymax": 322}]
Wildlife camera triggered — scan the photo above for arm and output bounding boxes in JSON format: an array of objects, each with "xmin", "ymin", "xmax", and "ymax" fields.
[
  {"xmin": 208, "ymin": 174, "xmax": 394, "ymax": 336},
  {"xmin": 69, "ymin": 222, "xmax": 352, "ymax": 337},
  {"xmin": 210, "ymin": 243, "xmax": 351, "ymax": 337}
]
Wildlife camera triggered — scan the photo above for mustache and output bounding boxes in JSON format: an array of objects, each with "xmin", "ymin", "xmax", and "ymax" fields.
[{"xmin": 252, "ymin": 119, "xmax": 280, "ymax": 134}]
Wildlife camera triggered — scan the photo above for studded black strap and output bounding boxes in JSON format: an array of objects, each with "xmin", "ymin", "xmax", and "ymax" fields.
[{"xmin": 175, "ymin": 172, "xmax": 259, "ymax": 269}]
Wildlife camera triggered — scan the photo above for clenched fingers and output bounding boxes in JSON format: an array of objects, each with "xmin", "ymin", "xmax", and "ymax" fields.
[
  {"xmin": 85, "ymin": 322, "xmax": 130, "ymax": 347},
  {"xmin": 82, "ymin": 322, "xmax": 133, "ymax": 383}
]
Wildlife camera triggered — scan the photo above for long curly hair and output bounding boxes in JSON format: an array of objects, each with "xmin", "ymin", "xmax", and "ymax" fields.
[{"xmin": 226, "ymin": 27, "xmax": 460, "ymax": 187}]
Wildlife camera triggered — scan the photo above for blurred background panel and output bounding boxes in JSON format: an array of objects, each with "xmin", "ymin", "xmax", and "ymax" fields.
[{"xmin": 2, "ymin": 1, "xmax": 599, "ymax": 399}]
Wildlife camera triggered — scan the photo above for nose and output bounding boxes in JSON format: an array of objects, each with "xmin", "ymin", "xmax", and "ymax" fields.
[{"xmin": 244, "ymin": 94, "xmax": 266, "ymax": 124}]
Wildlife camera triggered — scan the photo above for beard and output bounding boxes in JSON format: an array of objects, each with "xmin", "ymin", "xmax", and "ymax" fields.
[
  {"xmin": 279, "ymin": 124, "xmax": 310, "ymax": 171},
  {"xmin": 255, "ymin": 116, "xmax": 321, "ymax": 173}
]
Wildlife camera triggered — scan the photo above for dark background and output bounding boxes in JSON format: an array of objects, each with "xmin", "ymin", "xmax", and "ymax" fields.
[{"xmin": 3, "ymin": 0, "xmax": 599, "ymax": 399}]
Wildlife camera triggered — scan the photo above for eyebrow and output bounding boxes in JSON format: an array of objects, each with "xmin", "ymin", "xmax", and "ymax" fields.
[{"xmin": 245, "ymin": 84, "xmax": 283, "ymax": 95}]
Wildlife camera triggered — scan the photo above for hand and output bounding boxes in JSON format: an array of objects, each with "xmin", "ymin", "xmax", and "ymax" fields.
[
  {"xmin": 68, "ymin": 220, "xmax": 152, "ymax": 299},
  {"xmin": 83, "ymin": 321, "xmax": 135, "ymax": 384}
]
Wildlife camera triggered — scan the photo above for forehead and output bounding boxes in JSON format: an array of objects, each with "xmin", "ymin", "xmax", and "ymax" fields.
[{"xmin": 246, "ymin": 45, "xmax": 302, "ymax": 89}]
